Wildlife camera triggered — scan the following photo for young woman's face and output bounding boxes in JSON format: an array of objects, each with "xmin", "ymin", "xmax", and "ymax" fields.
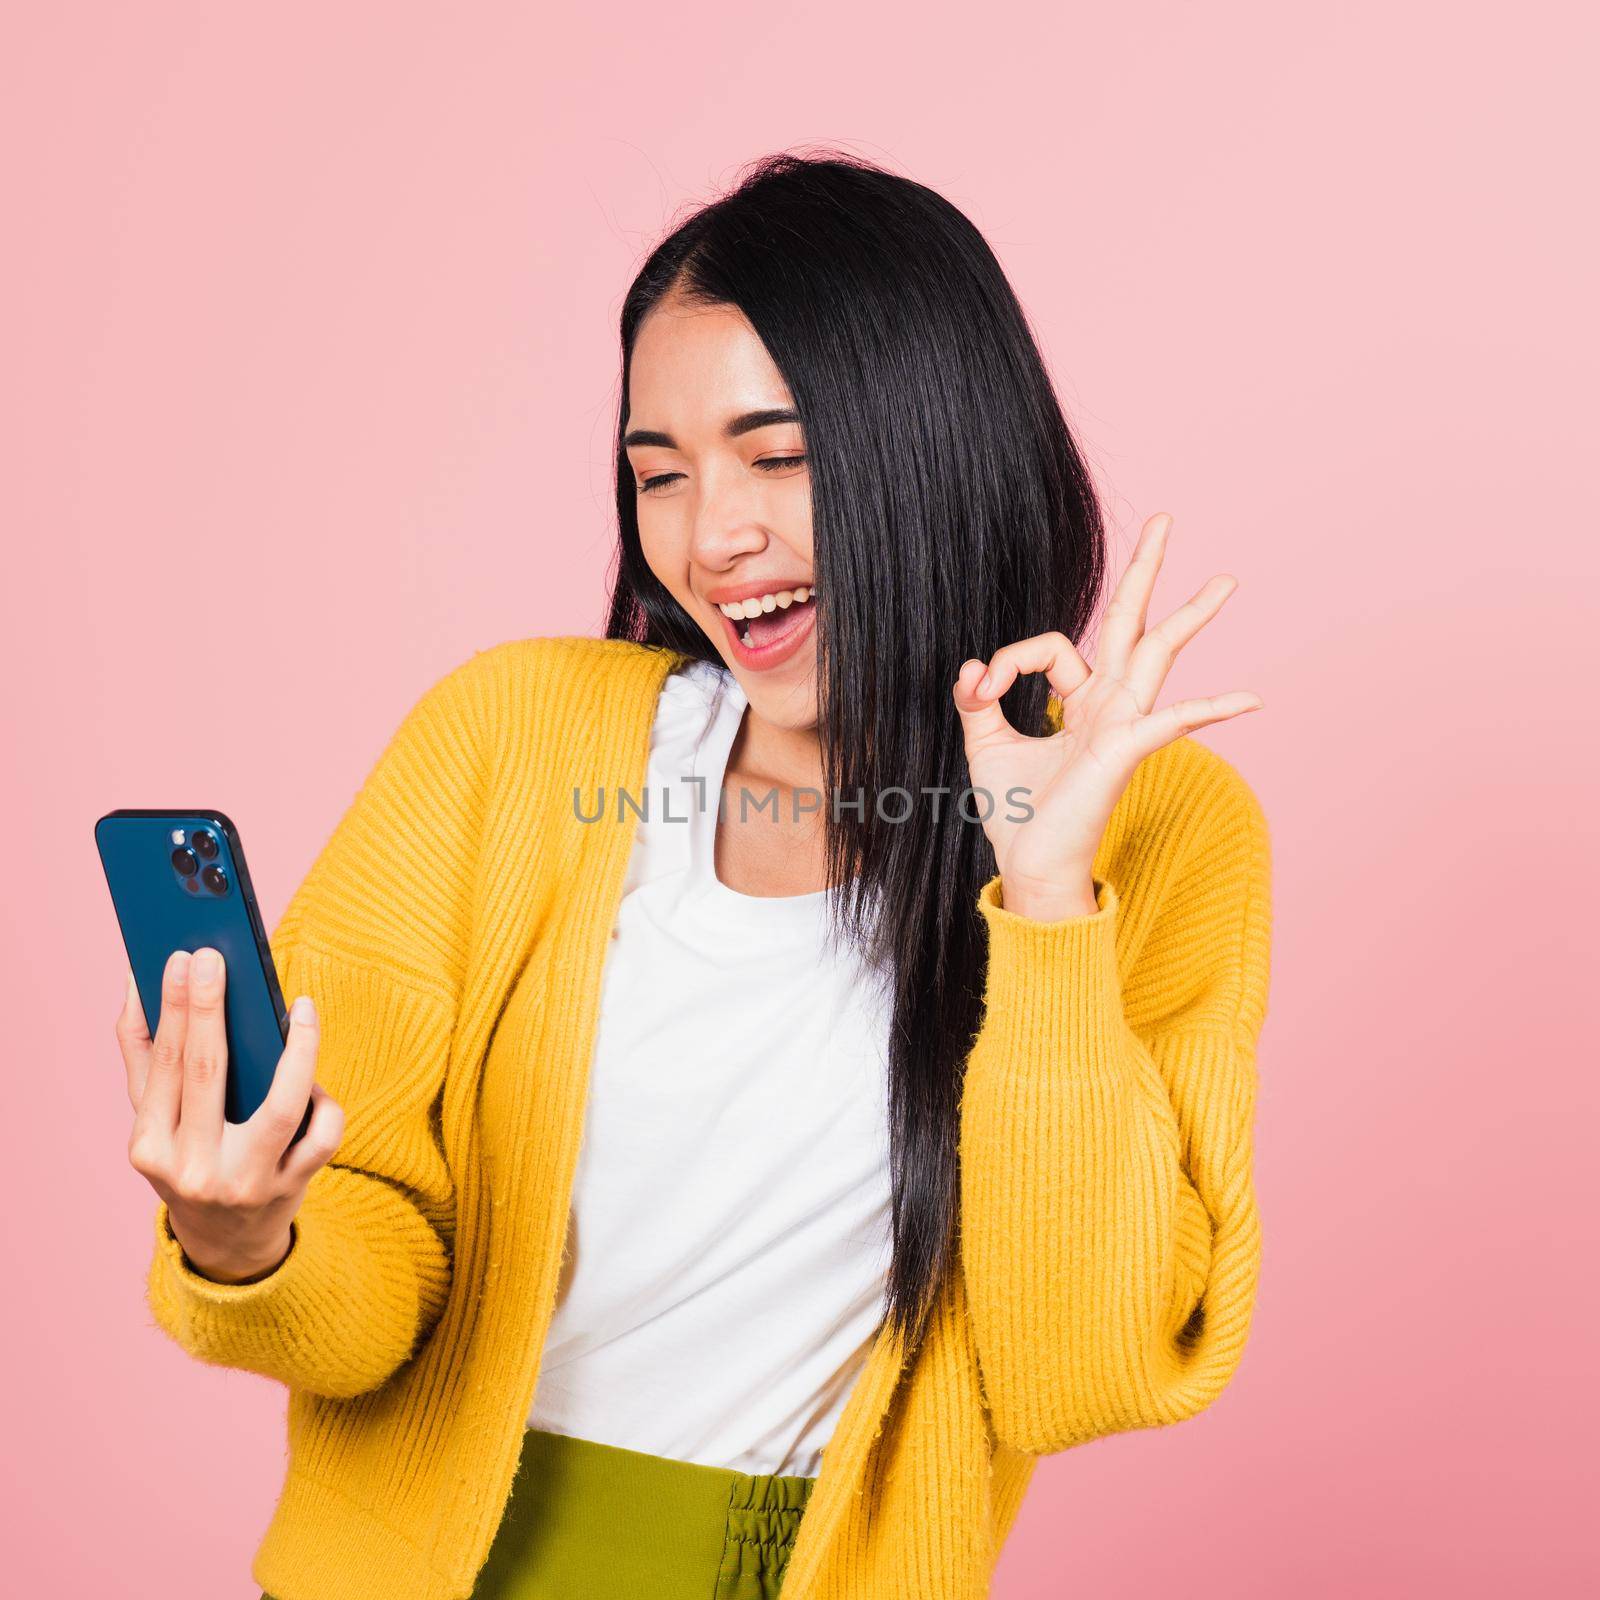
[{"xmin": 626, "ymin": 290, "xmax": 820, "ymax": 731}]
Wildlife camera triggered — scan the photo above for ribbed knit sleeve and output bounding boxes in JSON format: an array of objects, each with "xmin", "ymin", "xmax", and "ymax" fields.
[
  {"xmin": 146, "ymin": 648, "xmax": 498, "ymax": 1400},
  {"xmin": 957, "ymin": 740, "xmax": 1271, "ymax": 1456}
]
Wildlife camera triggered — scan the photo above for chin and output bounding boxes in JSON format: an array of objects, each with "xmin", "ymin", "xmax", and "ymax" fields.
[{"xmin": 734, "ymin": 666, "xmax": 820, "ymax": 734}]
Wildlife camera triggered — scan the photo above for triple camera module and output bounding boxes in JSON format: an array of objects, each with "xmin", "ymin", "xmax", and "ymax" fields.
[{"xmin": 170, "ymin": 827, "xmax": 229, "ymax": 896}]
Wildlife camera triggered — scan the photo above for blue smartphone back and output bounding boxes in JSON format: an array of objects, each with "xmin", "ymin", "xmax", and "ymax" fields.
[{"xmin": 95, "ymin": 810, "xmax": 288, "ymax": 1124}]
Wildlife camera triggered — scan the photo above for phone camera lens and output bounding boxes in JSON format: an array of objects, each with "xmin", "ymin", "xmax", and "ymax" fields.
[
  {"xmin": 171, "ymin": 846, "xmax": 199, "ymax": 876},
  {"xmin": 201, "ymin": 864, "xmax": 229, "ymax": 895},
  {"xmin": 191, "ymin": 829, "xmax": 220, "ymax": 861}
]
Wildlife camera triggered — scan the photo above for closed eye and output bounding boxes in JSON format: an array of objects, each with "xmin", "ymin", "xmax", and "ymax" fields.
[{"xmin": 637, "ymin": 454, "xmax": 806, "ymax": 496}]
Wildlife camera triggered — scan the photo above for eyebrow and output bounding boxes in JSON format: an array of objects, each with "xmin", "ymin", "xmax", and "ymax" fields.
[{"xmin": 623, "ymin": 407, "xmax": 802, "ymax": 450}]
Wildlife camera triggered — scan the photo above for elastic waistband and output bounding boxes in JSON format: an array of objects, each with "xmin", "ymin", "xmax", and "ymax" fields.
[
  {"xmin": 522, "ymin": 1427, "xmax": 815, "ymax": 1505},
  {"xmin": 468, "ymin": 1428, "xmax": 816, "ymax": 1599},
  {"xmin": 726, "ymin": 1460, "xmax": 815, "ymax": 1514}
]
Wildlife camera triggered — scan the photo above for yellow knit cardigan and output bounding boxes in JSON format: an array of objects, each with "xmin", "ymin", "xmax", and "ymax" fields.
[{"xmin": 147, "ymin": 635, "xmax": 1272, "ymax": 1600}]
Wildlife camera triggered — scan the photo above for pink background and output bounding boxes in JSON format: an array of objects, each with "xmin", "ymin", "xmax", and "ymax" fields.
[{"xmin": 4, "ymin": 4, "xmax": 1595, "ymax": 1595}]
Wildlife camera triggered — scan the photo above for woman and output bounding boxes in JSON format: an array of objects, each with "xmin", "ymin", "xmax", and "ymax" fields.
[{"xmin": 117, "ymin": 151, "xmax": 1271, "ymax": 1600}]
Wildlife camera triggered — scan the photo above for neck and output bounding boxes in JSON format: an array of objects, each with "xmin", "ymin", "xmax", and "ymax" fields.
[{"xmin": 725, "ymin": 706, "xmax": 826, "ymax": 798}]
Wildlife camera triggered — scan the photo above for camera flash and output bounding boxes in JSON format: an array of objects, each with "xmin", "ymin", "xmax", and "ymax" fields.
[{"xmin": 170, "ymin": 829, "xmax": 185, "ymax": 845}]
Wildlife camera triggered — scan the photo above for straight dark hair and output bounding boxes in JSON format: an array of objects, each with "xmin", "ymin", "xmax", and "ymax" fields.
[{"xmin": 606, "ymin": 150, "xmax": 1106, "ymax": 1353}]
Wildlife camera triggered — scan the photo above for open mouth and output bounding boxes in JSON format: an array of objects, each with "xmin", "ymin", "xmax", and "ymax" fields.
[{"xmin": 714, "ymin": 585, "xmax": 817, "ymax": 669}]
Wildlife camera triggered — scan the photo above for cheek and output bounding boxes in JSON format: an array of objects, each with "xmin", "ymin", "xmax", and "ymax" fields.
[
  {"xmin": 637, "ymin": 510, "xmax": 691, "ymax": 599},
  {"xmin": 774, "ymin": 477, "xmax": 815, "ymax": 552}
]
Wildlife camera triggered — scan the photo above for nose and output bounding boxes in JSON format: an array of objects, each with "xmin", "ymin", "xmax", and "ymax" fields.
[{"xmin": 688, "ymin": 470, "xmax": 770, "ymax": 571}]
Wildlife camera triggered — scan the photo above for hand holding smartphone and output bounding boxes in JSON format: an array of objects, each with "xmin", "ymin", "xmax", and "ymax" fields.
[{"xmin": 97, "ymin": 811, "xmax": 345, "ymax": 1283}]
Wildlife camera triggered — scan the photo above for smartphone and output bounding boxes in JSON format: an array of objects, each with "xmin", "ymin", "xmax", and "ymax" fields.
[{"xmin": 95, "ymin": 809, "xmax": 294, "ymax": 1127}]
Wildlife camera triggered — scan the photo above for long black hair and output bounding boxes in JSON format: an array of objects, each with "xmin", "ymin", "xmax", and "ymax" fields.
[{"xmin": 606, "ymin": 150, "xmax": 1106, "ymax": 1353}]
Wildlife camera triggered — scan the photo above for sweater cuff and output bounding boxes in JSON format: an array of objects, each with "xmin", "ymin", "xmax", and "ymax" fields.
[
  {"xmin": 147, "ymin": 1172, "xmax": 382, "ymax": 1385},
  {"xmin": 975, "ymin": 873, "xmax": 1125, "ymax": 1062},
  {"xmin": 979, "ymin": 872, "xmax": 1116, "ymax": 931},
  {"xmin": 149, "ymin": 1168, "xmax": 448, "ymax": 1399},
  {"xmin": 150, "ymin": 1203, "xmax": 301, "ymax": 1306}
]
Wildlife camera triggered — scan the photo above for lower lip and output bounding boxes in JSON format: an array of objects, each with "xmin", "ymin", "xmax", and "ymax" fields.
[{"xmin": 718, "ymin": 599, "xmax": 817, "ymax": 672}]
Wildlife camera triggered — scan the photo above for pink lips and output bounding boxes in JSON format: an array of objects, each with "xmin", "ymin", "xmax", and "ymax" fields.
[{"xmin": 719, "ymin": 595, "xmax": 817, "ymax": 672}]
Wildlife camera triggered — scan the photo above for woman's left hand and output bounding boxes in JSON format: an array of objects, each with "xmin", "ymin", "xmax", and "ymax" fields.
[{"xmin": 952, "ymin": 512, "xmax": 1262, "ymax": 922}]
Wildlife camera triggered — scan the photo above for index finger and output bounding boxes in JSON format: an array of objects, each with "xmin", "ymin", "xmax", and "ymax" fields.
[
  {"xmin": 978, "ymin": 631, "xmax": 1090, "ymax": 704},
  {"xmin": 175, "ymin": 945, "xmax": 229, "ymax": 1148}
]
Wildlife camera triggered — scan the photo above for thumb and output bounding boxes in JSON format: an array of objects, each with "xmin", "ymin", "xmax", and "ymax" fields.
[{"xmin": 952, "ymin": 658, "xmax": 1014, "ymax": 750}]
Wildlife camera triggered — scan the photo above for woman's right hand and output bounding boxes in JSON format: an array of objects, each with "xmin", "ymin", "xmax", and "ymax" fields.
[{"xmin": 117, "ymin": 948, "xmax": 345, "ymax": 1284}]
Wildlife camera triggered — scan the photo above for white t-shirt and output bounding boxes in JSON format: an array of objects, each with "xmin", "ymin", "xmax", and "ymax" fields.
[{"xmin": 527, "ymin": 658, "xmax": 895, "ymax": 1477}]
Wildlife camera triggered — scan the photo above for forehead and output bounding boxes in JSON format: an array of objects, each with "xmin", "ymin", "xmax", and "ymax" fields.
[{"xmin": 627, "ymin": 295, "xmax": 794, "ymax": 427}]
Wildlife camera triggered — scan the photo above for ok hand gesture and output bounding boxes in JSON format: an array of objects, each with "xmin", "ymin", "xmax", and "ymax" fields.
[{"xmin": 952, "ymin": 513, "xmax": 1261, "ymax": 921}]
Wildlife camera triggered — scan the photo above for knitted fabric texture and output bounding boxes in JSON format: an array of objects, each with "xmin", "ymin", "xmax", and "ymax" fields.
[{"xmin": 146, "ymin": 636, "xmax": 1272, "ymax": 1600}]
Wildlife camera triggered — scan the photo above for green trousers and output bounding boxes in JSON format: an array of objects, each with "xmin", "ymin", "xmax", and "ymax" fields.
[{"xmin": 267, "ymin": 1426, "xmax": 815, "ymax": 1600}]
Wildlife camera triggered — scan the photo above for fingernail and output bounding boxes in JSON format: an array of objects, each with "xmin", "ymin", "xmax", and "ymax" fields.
[
  {"xmin": 291, "ymin": 995, "xmax": 317, "ymax": 1025},
  {"xmin": 192, "ymin": 948, "xmax": 219, "ymax": 983},
  {"xmin": 977, "ymin": 672, "xmax": 993, "ymax": 696},
  {"xmin": 168, "ymin": 949, "xmax": 191, "ymax": 982}
]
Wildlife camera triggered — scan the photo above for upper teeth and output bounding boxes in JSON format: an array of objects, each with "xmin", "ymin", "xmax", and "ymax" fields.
[{"xmin": 718, "ymin": 587, "xmax": 812, "ymax": 619}]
